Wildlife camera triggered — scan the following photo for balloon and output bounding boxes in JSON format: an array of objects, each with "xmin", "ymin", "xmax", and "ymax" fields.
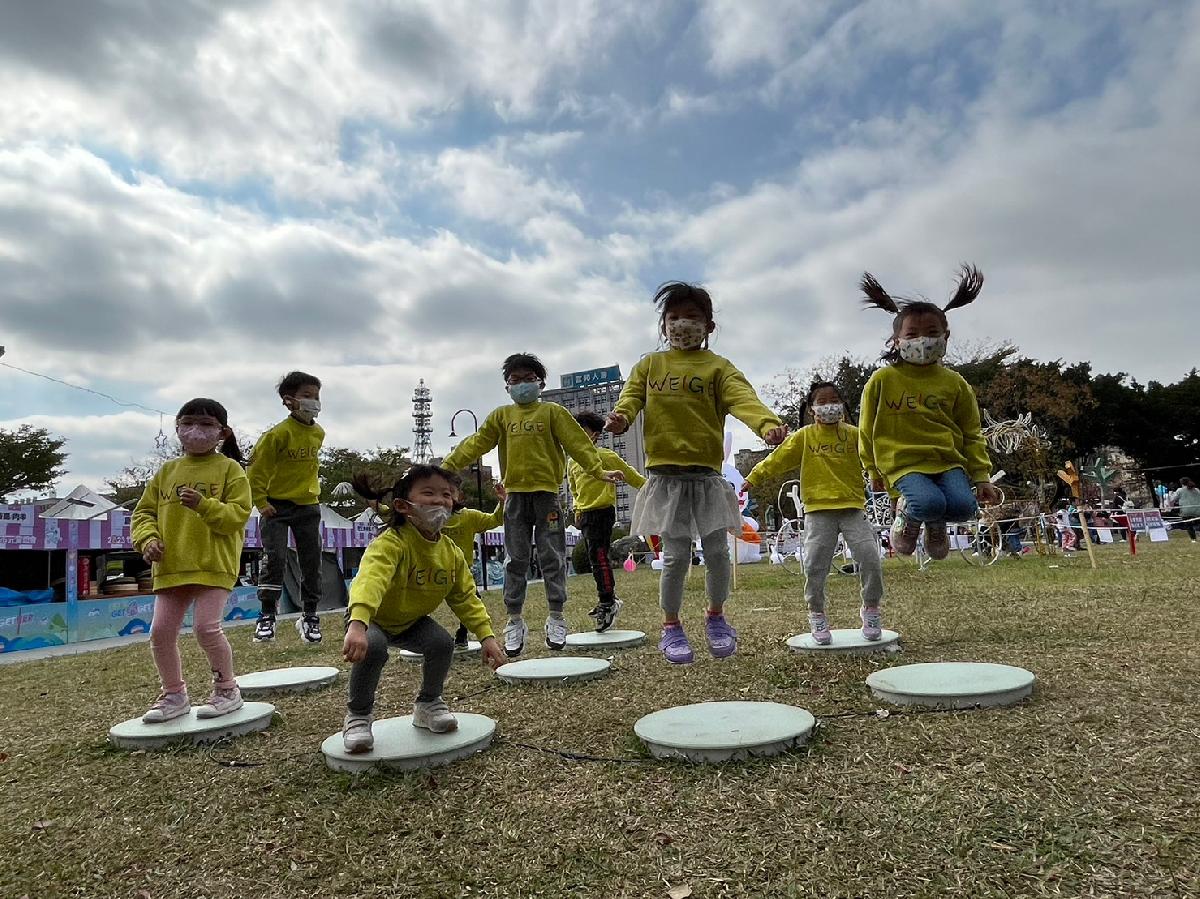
[{"xmin": 623, "ymin": 555, "xmax": 636, "ymax": 572}]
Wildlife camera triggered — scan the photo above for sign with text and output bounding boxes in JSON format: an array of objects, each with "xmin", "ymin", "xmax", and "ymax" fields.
[
  {"xmin": 1144, "ymin": 509, "xmax": 1170, "ymax": 542},
  {"xmin": 560, "ymin": 366, "xmax": 621, "ymax": 390}
]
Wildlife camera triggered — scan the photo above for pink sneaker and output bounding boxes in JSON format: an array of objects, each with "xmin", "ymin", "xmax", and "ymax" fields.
[
  {"xmin": 659, "ymin": 623, "xmax": 695, "ymax": 664},
  {"xmin": 860, "ymin": 606, "xmax": 883, "ymax": 641},
  {"xmin": 142, "ymin": 691, "xmax": 190, "ymax": 724},
  {"xmin": 808, "ymin": 612, "xmax": 832, "ymax": 645},
  {"xmin": 195, "ymin": 687, "xmax": 244, "ymax": 719}
]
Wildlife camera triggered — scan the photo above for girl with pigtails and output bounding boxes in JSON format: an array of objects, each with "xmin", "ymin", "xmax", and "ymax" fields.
[{"xmin": 857, "ymin": 264, "xmax": 1001, "ymax": 561}]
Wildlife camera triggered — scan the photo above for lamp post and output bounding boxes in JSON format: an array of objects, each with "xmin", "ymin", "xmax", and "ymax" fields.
[{"xmin": 449, "ymin": 409, "xmax": 488, "ymax": 591}]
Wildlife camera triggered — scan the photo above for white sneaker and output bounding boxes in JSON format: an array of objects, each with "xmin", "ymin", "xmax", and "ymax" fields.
[
  {"xmin": 503, "ymin": 616, "xmax": 528, "ymax": 657},
  {"xmin": 195, "ymin": 687, "xmax": 244, "ymax": 719},
  {"xmin": 545, "ymin": 613, "xmax": 568, "ymax": 650},
  {"xmin": 412, "ymin": 698, "xmax": 458, "ymax": 733},
  {"xmin": 295, "ymin": 616, "xmax": 322, "ymax": 644},
  {"xmin": 142, "ymin": 691, "xmax": 191, "ymax": 723},
  {"xmin": 342, "ymin": 711, "xmax": 374, "ymax": 753}
]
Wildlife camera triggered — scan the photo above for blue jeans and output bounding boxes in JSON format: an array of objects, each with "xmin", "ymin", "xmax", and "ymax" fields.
[{"xmin": 895, "ymin": 468, "xmax": 978, "ymax": 524}]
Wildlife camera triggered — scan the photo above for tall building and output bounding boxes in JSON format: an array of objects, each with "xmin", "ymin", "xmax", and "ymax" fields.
[
  {"xmin": 541, "ymin": 365, "xmax": 645, "ymax": 525},
  {"xmin": 412, "ymin": 379, "xmax": 433, "ymax": 463}
]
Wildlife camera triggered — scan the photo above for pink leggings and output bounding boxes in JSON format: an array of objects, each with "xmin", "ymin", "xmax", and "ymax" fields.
[{"xmin": 150, "ymin": 586, "xmax": 236, "ymax": 694}]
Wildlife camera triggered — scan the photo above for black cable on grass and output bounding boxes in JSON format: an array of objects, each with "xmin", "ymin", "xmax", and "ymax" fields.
[{"xmin": 501, "ymin": 738, "xmax": 654, "ymax": 765}]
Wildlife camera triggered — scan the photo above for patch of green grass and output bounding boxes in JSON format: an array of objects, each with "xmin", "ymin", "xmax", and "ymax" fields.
[{"xmin": 2, "ymin": 539, "xmax": 1198, "ymax": 897}]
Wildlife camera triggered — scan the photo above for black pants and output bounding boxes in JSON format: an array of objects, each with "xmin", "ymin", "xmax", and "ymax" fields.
[
  {"xmin": 257, "ymin": 499, "xmax": 321, "ymax": 618},
  {"xmin": 578, "ymin": 506, "xmax": 617, "ymax": 604},
  {"xmin": 348, "ymin": 617, "xmax": 453, "ymax": 711}
]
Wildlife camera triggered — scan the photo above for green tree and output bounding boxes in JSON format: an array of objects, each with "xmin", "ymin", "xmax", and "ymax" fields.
[
  {"xmin": 319, "ymin": 445, "xmax": 413, "ymax": 516},
  {"xmin": 764, "ymin": 354, "xmax": 877, "ymax": 428},
  {"xmin": 0, "ymin": 425, "xmax": 68, "ymax": 499}
]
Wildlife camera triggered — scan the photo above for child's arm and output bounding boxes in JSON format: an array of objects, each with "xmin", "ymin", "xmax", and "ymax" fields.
[
  {"xmin": 444, "ymin": 546, "xmax": 505, "ymax": 670},
  {"xmin": 192, "ymin": 464, "xmax": 253, "ymax": 535},
  {"xmin": 720, "ymin": 366, "xmax": 787, "ymax": 445},
  {"xmin": 607, "ymin": 358, "xmax": 648, "ymax": 433},
  {"xmin": 744, "ymin": 430, "xmax": 806, "ymax": 491},
  {"xmin": 345, "ymin": 535, "xmax": 404, "ymax": 629},
  {"xmin": 554, "ymin": 409, "xmax": 612, "ymax": 481},
  {"xmin": 130, "ymin": 472, "xmax": 164, "ymax": 562},
  {"xmin": 566, "ymin": 460, "xmax": 583, "ymax": 511},
  {"xmin": 955, "ymin": 379, "xmax": 1000, "ymax": 504},
  {"xmin": 246, "ymin": 431, "xmax": 276, "ymax": 513},
  {"xmin": 604, "ymin": 449, "xmax": 647, "ymax": 489},
  {"xmin": 441, "ymin": 410, "xmax": 502, "ymax": 472},
  {"xmin": 858, "ymin": 376, "xmax": 884, "ymax": 491}
]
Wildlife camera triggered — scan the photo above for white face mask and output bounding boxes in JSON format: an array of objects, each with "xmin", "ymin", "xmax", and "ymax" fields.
[
  {"xmin": 665, "ymin": 318, "xmax": 707, "ymax": 350},
  {"xmin": 812, "ymin": 403, "xmax": 843, "ymax": 424},
  {"xmin": 177, "ymin": 424, "xmax": 222, "ymax": 454},
  {"xmin": 294, "ymin": 397, "xmax": 321, "ymax": 418},
  {"xmin": 897, "ymin": 335, "xmax": 947, "ymax": 365},
  {"xmin": 406, "ymin": 502, "xmax": 452, "ymax": 533},
  {"xmin": 507, "ymin": 382, "xmax": 541, "ymax": 405}
]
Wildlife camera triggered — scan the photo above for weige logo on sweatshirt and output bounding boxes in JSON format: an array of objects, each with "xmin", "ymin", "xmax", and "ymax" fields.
[
  {"xmin": 407, "ymin": 565, "xmax": 451, "ymax": 587},
  {"xmin": 507, "ymin": 420, "xmax": 547, "ymax": 434},
  {"xmin": 647, "ymin": 372, "xmax": 717, "ymax": 397},
  {"xmin": 883, "ymin": 391, "xmax": 945, "ymax": 412},
  {"xmin": 157, "ymin": 481, "xmax": 222, "ymax": 502},
  {"xmin": 285, "ymin": 446, "xmax": 320, "ymax": 460}
]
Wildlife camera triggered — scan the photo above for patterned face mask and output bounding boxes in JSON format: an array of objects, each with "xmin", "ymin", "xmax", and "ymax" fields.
[
  {"xmin": 897, "ymin": 335, "xmax": 947, "ymax": 365},
  {"xmin": 176, "ymin": 424, "xmax": 222, "ymax": 454},
  {"xmin": 665, "ymin": 318, "xmax": 707, "ymax": 350},
  {"xmin": 405, "ymin": 502, "xmax": 452, "ymax": 533},
  {"xmin": 812, "ymin": 403, "xmax": 843, "ymax": 424}
]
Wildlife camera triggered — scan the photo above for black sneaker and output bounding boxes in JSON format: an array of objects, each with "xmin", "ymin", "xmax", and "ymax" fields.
[
  {"xmin": 453, "ymin": 624, "xmax": 469, "ymax": 648},
  {"xmin": 588, "ymin": 597, "xmax": 623, "ymax": 633},
  {"xmin": 296, "ymin": 616, "xmax": 322, "ymax": 644},
  {"xmin": 253, "ymin": 615, "xmax": 276, "ymax": 643}
]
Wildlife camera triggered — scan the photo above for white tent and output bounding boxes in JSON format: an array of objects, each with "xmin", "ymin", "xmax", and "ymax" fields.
[{"xmin": 39, "ymin": 485, "xmax": 118, "ymax": 520}]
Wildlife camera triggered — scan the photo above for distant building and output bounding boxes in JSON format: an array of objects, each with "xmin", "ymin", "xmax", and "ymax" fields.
[{"xmin": 541, "ymin": 365, "xmax": 645, "ymax": 526}]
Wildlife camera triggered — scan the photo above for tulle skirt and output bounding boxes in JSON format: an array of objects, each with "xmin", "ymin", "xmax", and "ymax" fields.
[{"xmin": 630, "ymin": 467, "xmax": 742, "ymax": 540}]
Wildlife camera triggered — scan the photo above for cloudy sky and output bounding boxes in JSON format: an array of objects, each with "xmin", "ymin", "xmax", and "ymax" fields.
[{"xmin": 1, "ymin": 0, "xmax": 1197, "ymax": 497}]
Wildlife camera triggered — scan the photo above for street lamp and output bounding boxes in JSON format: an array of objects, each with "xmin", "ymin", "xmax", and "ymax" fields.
[{"xmin": 448, "ymin": 409, "xmax": 488, "ymax": 591}]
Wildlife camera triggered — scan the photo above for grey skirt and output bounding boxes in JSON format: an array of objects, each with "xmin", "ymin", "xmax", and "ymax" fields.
[{"xmin": 630, "ymin": 466, "xmax": 742, "ymax": 540}]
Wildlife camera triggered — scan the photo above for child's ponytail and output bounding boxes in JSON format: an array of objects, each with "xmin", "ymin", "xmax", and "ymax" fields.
[{"xmin": 220, "ymin": 433, "xmax": 245, "ymax": 465}]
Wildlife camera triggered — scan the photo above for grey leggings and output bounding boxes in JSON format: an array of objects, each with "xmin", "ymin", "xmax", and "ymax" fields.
[
  {"xmin": 802, "ymin": 508, "xmax": 884, "ymax": 614},
  {"xmin": 659, "ymin": 529, "xmax": 731, "ymax": 619},
  {"xmin": 347, "ymin": 617, "xmax": 453, "ymax": 713}
]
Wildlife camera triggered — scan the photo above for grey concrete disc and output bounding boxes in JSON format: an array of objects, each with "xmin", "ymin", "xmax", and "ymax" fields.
[
  {"xmin": 495, "ymin": 656, "xmax": 610, "ymax": 686},
  {"xmin": 787, "ymin": 629, "xmax": 901, "ymax": 655},
  {"xmin": 866, "ymin": 662, "xmax": 1035, "ymax": 709},
  {"xmin": 565, "ymin": 629, "xmax": 646, "ymax": 651},
  {"xmin": 634, "ymin": 701, "xmax": 816, "ymax": 763},
  {"xmin": 321, "ymin": 713, "xmax": 496, "ymax": 773},
  {"xmin": 109, "ymin": 702, "xmax": 275, "ymax": 750},
  {"xmin": 236, "ymin": 666, "xmax": 339, "ymax": 697}
]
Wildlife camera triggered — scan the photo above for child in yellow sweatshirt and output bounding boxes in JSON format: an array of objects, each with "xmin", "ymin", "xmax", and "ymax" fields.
[
  {"xmin": 744, "ymin": 382, "xmax": 884, "ymax": 644},
  {"xmin": 342, "ymin": 465, "xmax": 506, "ymax": 752},
  {"xmin": 131, "ymin": 399, "xmax": 252, "ymax": 723},
  {"xmin": 568, "ymin": 411, "xmax": 647, "ymax": 632},
  {"xmin": 441, "ymin": 353, "xmax": 621, "ymax": 658},
  {"xmin": 247, "ymin": 371, "xmax": 325, "ymax": 645},
  {"xmin": 858, "ymin": 265, "xmax": 1001, "ymax": 561},
  {"xmin": 606, "ymin": 282, "xmax": 787, "ymax": 664},
  {"xmin": 443, "ymin": 482, "xmax": 506, "ymax": 647}
]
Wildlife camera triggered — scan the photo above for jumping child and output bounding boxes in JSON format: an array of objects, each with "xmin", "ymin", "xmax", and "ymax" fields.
[
  {"xmin": 743, "ymin": 382, "xmax": 884, "ymax": 642},
  {"xmin": 443, "ymin": 482, "xmax": 506, "ymax": 647},
  {"xmin": 132, "ymin": 399, "xmax": 252, "ymax": 722},
  {"xmin": 606, "ymin": 282, "xmax": 787, "ymax": 664},
  {"xmin": 857, "ymin": 265, "xmax": 1001, "ymax": 560}
]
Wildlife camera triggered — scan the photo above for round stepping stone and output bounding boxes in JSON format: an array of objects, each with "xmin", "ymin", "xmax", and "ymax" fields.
[
  {"xmin": 565, "ymin": 629, "xmax": 646, "ymax": 651},
  {"xmin": 108, "ymin": 702, "xmax": 275, "ymax": 750},
  {"xmin": 866, "ymin": 662, "xmax": 1035, "ymax": 709},
  {"xmin": 787, "ymin": 628, "xmax": 901, "ymax": 655},
  {"xmin": 634, "ymin": 701, "xmax": 816, "ymax": 763},
  {"xmin": 398, "ymin": 641, "xmax": 481, "ymax": 663},
  {"xmin": 236, "ymin": 666, "xmax": 339, "ymax": 697},
  {"xmin": 321, "ymin": 713, "xmax": 496, "ymax": 773},
  {"xmin": 495, "ymin": 656, "xmax": 610, "ymax": 686}
]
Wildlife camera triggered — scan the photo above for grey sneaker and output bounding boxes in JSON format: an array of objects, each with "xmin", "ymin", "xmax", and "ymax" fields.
[
  {"xmin": 195, "ymin": 687, "xmax": 244, "ymax": 719},
  {"xmin": 412, "ymin": 698, "xmax": 458, "ymax": 734},
  {"xmin": 544, "ymin": 613, "xmax": 568, "ymax": 650},
  {"xmin": 342, "ymin": 711, "xmax": 375, "ymax": 753},
  {"xmin": 142, "ymin": 691, "xmax": 191, "ymax": 723},
  {"xmin": 503, "ymin": 616, "xmax": 528, "ymax": 657}
]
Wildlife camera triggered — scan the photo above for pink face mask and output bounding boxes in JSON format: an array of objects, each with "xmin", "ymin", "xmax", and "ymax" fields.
[{"xmin": 177, "ymin": 424, "xmax": 222, "ymax": 454}]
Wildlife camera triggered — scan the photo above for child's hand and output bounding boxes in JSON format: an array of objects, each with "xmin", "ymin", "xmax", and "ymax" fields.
[
  {"xmin": 976, "ymin": 483, "xmax": 1003, "ymax": 506},
  {"xmin": 495, "ymin": 483, "xmax": 507, "ymax": 502},
  {"xmin": 343, "ymin": 621, "xmax": 369, "ymax": 663},
  {"xmin": 142, "ymin": 540, "xmax": 164, "ymax": 563},
  {"xmin": 764, "ymin": 425, "xmax": 788, "ymax": 446},
  {"xmin": 177, "ymin": 487, "xmax": 202, "ymax": 509},
  {"xmin": 480, "ymin": 636, "xmax": 507, "ymax": 671},
  {"xmin": 605, "ymin": 412, "xmax": 628, "ymax": 434},
  {"xmin": 601, "ymin": 470, "xmax": 624, "ymax": 484},
  {"xmin": 738, "ymin": 483, "xmax": 748, "ymax": 497},
  {"xmin": 260, "ymin": 503, "xmax": 278, "ymax": 518}
]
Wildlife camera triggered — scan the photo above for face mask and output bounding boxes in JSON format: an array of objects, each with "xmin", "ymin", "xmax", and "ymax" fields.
[
  {"xmin": 405, "ymin": 502, "xmax": 452, "ymax": 533},
  {"xmin": 812, "ymin": 403, "xmax": 843, "ymax": 424},
  {"xmin": 508, "ymin": 382, "xmax": 541, "ymax": 405},
  {"xmin": 177, "ymin": 424, "xmax": 222, "ymax": 454},
  {"xmin": 293, "ymin": 397, "xmax": 321, "ymax": 418},
  {"xmin": 665, "ymin": 318, "xmax": 707, "ymax": 350},
  {"xmin": 897, "ymin": 335, "xmax": 947, "ymax": 365}
]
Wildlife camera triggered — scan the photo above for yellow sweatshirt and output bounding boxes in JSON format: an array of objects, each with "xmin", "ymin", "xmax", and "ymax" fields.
[
  {"xmin": 568, "ymin": 447, "xmax": 647, "ymax": 512},
  {"xmin": 612, "ymin": 349, "xmax": 782, "ymax": 471},
  {"xmin": 441, "ymin": 401, "xmax": 605, "ymax": 494},
  {"xmin": 131, "ymin": 454, "xmax": 253, "ymax": 591},
  {"xmin": 745, "ymin": 423, "xmax": 865, "ymax": 513},
  {"xmin": 246, "ymin": 416, "xmax": 324, "ymax": 510},
  {"xmin": 442, "ymin": 503, "xmax": 503, "ymax": 562},
  {"xmin": 347, "ymin": 522, "xmax": 494, "ymax": 639},
  {"xmin": 858, "ymin": 362, "xmax": 992, "ymax": 490}
]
